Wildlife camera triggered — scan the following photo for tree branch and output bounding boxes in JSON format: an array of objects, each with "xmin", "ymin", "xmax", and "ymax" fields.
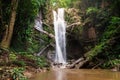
[
  {"xmin": 35, "ymin": 22, "xmax": 82, "ymax": 39},
  {"xmin": 43, "ymin": 22, "xmax": 52, "ymax": 28},
  {"xmin": 40, "ymin": 30, "xmax": 55, "ymax": 39},
  {"xmin": 67, "ymin": 22, "xmax": 81, "ymax": 28}
]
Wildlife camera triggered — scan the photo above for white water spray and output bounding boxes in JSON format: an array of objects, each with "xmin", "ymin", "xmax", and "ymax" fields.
[{"xmin": 53, "ymin": 8, "xmax": 67, "ymax": 65}]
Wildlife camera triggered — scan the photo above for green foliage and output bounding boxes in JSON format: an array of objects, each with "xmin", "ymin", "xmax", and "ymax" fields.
[
  {"xmin": 86, "ymin": 7, "xmax": 99, "ymax": 14},
  {"xmin": 103, "ymin": 59, "xmax": 120, "ymax": 68},
  {"xmin": 50, "ymin": 0, "xmax": 72, "ymax": 8},
  {"xmin": 9, "ymin": 53, "xmax": 17, "ymax": 61},
  {"xmin": 101, "ymin": 19, "xmax": 120, "ymax": 67},
  {"xmin": 86, "ymin": 42, "xmax": 105, "ymax": 60},
  {"xmin": 35, "ymin": 56, "xmax": 48, "ymax": 68},
  {"xmin": 86, "ymin": 16, "xmax": 120, "ymax": 68},
  {"xmin": 101, "ymin": 17, "xmax": 120, "ymax": 42},
  {"xmin": 18, "ymin": 52, "xmax": 31, "ymax": 56},
  {"xmin": 84, "ymin": 8, "xmax": 111, "ymax": 41},
  {"xmin": 13, "ymin": 61, "xmax": 26, "ymax": 67},
  {"xmin": 18, "ymin": 52, "xmax": 35, "ymax": 60},
  {"xmin": 11, "ymin": 68, "xmax": 28, "ymax": 80},
  {"xmin": 18, "ymin": 52, "xmax": 48, "ymax": 68},
  {"xmin": 110, "ymin": 17, "xmax": 120, "ymax": 25},
  {"xmin": 31, "ymin": 0, "xmax": 46, "ymax": 8},
  {"xmin": 11, "ymin": 0, "xmax": 47, "ymax": 53},
  {"xmin": 9, "ymin": 52, "xmax": 26, "ymax": 67}
]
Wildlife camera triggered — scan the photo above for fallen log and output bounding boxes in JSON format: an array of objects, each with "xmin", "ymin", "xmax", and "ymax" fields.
[
  {"xmin": 67, "ymin": 57, "xmax": 88, "ymax": 68},
  {"xmin": 75, "ymin": 59, "xmax": 88, "ymax": 69}
]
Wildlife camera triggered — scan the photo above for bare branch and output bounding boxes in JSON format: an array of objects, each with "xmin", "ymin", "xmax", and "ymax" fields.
[
  {"xmin": 43, "ymin": 22, "xmax": 52, "ymax": 28},
  {"xmin": 40, "ymin": 30, "xmax": 55, "ymax": 39},
  {"xmin": 67, "ymin": 22, "xmax": 81, "ymax": 28}
]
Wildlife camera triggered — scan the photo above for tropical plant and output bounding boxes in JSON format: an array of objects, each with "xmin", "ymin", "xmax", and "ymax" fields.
[{"xmin": 11, "ymin": 68, "xmax": 28, "ymax": 80}]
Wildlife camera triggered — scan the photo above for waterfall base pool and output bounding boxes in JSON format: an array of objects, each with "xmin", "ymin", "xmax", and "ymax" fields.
[{"xmin": 30, "ymin": 69, "xmax": 120, "ymax": 80}]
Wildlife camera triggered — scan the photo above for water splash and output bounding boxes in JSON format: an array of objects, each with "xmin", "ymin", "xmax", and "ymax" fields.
[{"xmin": 53, "ymin": 8, "xmax": 67, "ymax": 65}]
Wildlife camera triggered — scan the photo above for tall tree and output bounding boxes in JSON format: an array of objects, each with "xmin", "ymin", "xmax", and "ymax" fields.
[{"xmin": 0, "ymin": 0, "xmax": 18, "ymax": 49}]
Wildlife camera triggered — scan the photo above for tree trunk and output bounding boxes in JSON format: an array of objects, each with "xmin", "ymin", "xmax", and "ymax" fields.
[
  {"xmin": 88, "ymin": 27, "xmax": 96, "ymax": 39},
  {"xmin": 101, "ymin": 0, "xmax": 105, "ymax": 8},
  {"xmin": 0, "ymin": 0, "xmax": 18, "ymax": 48}
]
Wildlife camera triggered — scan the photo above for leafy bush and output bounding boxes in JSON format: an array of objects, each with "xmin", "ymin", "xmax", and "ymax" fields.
[
  {"xmin": 13, "ymin": 61, "xmax": 26, "ymax": 67},
  {"xmin": 86, "ymin": 7, "xmax": 99, "ymax": 14},
  {"xmin": 11, "ymin": 68, "xmax": 28, "ymax": 80},
  {"xmin": 11, "ymin": 0, "xmax": 47, "ymax": 53},
  {"xmin": 103, "ymin": 59, "xmax": 120, "ymax": 68},
  {"xmin": 86, "ymin": 16, "xmax": 120, "ymax": 68},
  {"xmin": 101, "ymin": 17, "xmax": 120, "ymax": 42},
  {"xmin": 85, "ymin": 42, "xmax": 105, "ymax": 60},
  {"xmin": 9, "ymin": 53, "xmax": 17, "ymax": 61},
  {"xmin": 35, "ymin": 56, "xmax": 48, "ymax": 68}
]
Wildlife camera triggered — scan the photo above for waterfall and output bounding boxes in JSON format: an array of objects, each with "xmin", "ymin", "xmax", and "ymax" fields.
[
  {"xmin": 53, "ymin": 8, "xmax": 67, "ymax": 65},
  {"xmin": 34, "ymin": 11, "xmax": 43, "ymax": 32}
]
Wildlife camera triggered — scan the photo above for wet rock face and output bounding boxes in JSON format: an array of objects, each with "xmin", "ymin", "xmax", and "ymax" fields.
[{"xmin": 67, "ymin": 39, "xmax": 84, "ymax": 59}]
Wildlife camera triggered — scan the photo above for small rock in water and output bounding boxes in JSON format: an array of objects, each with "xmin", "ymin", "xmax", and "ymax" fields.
[
  {"xmin": 52, "ymin": 63, "xmax": 66, "ymax": 69},
  {"xmin": 111, "ymin": 66, "xmax": 120, "ymax": 72}
]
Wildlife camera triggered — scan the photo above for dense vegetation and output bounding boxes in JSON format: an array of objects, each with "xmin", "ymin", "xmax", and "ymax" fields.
[{"xmin": 0, "ymin": 0, "xmax": 120, "ymax": 80}]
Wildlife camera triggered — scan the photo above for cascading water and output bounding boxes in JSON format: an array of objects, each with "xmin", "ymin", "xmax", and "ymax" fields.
[
  {"xmin": 34, "ymin": 11, "xmax": 43, "ymax": 32},
  {"xmin": 53, "ymin": 8, "xmax": 67, "ymax": 65}
]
